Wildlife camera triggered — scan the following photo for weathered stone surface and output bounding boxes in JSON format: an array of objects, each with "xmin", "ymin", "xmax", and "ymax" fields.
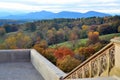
[
  {"xmin": 65, "ymin": 76, "xmax": 120, "ymax": 80},
  {"xmin": 0, "ymin": 49, "xmax": 66, "ymax": 80},
  {"xmin": 0, "ymin": 49, "xmax": 30, "ymax": 62},
  {"xmin": 111, "ymin": 38, "xmax": 120, "ymax": 68},
  {"xmin": 0, "ymin": 62, "xmax": 44, "ymax": 80},
  {"xmin": 31, "ymin": 49, "xmax": 66, "ymax": 80}
]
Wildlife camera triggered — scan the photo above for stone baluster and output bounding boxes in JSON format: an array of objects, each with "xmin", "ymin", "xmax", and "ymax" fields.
[
  {"xmin": 89, "ymin": 61, "xmax": 92, "ymax": 77},
  {"xmin": 108, "ymin": 46, "xmax": 115, "ymax": 75},
  {"xmin": 91, "ymin": 58, "xmax": 99, "ymax": 77},
  {"xmin": 77, "ymin": 68, "xmax": 83, "ymax": 78}
]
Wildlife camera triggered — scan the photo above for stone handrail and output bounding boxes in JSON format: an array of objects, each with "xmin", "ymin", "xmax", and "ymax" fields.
[{"xmin": 64, "ymin": 42, "xmax": 115, "ymax": 79}]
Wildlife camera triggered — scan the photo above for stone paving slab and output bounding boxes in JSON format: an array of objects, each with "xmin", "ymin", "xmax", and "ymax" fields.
[{"xmin": 0, "ymin": 62, "xmax": 44, "ymax": 80}]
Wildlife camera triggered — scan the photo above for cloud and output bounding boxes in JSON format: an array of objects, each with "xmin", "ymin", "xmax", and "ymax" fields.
[
  {"xmin": 0, "ymin": 2, "xmax": 41, "ymax": 11},
  {"xmin": 0, "ymin": 0, "xmax": 119, "ymax": 14}
]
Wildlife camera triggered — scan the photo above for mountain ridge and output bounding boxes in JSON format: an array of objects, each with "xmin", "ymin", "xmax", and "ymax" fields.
[{"xmin": 0, "ymin": 11, "xmax": 111, "ymax": 20}]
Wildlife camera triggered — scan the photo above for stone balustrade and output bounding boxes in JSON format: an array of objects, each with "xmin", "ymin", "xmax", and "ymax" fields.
[{"xmin": 64, "ymin": 42, "xmax": 115, "ymax": 79}]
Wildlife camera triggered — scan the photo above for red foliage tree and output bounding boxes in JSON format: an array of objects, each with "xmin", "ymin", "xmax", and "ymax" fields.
[{"xmin": 54, "ymin": 47, "xmax": 74, "ymax": 59}]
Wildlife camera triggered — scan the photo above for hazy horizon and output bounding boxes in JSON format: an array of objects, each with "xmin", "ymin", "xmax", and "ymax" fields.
[{"xmin": 0, "ymin": 0, "xmax": 119, "ymax": 15}]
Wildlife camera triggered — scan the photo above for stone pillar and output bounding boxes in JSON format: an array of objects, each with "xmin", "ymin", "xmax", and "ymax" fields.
[{"xmin": 111, "ymin": 37, "xmax": 120, "ymax": 68}]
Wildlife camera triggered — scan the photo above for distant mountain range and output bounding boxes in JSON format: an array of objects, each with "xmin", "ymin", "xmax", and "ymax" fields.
[{"xmin": 0, "ymin": 11, "xmax": 111, "ymax": 20}]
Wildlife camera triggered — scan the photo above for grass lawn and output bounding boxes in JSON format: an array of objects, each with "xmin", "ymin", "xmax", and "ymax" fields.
[
  {"xmin": 49, "ymin": 33, "xmax": 120, "ymax": 48},
  {"xmin": 100, "ymin": 33, "xmax": 120, "ymax": 41}
]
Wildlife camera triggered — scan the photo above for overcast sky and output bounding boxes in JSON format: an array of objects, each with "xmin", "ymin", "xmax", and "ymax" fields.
[{"xmin": 0, "ymin": 0, "xmax": 120, "ymax": 14}]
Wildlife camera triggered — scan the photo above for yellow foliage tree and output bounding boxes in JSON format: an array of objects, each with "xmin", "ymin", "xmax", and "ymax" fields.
[
  {"xmin": 3, "ymin": 32, "xmax": 32, "ymax": 49},
  {"xmin": 82, "ymin": 25, "xmax": 88, "ymax": 30}
]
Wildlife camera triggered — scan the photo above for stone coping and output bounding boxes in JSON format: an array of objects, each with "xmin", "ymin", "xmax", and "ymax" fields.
[
  {"xmin": 31, "ymin": 49, "xmax": 66, "ymax": 80},
  {"xmin": 111, "ymin": 37, "xmax": 120, "ymax": 44}
]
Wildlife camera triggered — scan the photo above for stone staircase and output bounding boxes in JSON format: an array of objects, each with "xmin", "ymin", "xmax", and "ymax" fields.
[{"xmin": 63, "ymin": 37, "xmax": 120, "ymax": 80}]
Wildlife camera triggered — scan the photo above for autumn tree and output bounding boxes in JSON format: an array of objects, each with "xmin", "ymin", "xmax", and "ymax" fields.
[
  {"xmin": 82, "ymin": 25, "xmax": 88, "ymax": 30},
  {"xmin": 79, "ymin": 25, "xmax": 89, "ymax": 38},
  {"xmin": 118, "ymin": 26, "xmax": 120, "ymax": 32},
  {"xmin": 72, "ymin": 26, "xmax": 80, "ymax": 38},
  {"xmin": 63, "ymin": 26, "xmax": 71, "ymax": 41},
  {"xmin": 33, "ymin": 44, "xmax": 45, "ymax": 55},
  {"xmin": 54, "ymin": 46, "xmax": 74, "ymax": 59},
  {"xmin": 44, "ymin": 48, "xmax": 56, "ymax": 65},
  {"xmin": 89, "ymin": 25, "xmax": 98, "ymax": 31},
  {"xmin": 87, "ymin": 31, "xmax": 100, "ymax": 45},
  {"xmin": 47, "ymin": 29, "xmax": 56, "ymax": 45},
  {"xmin": 35, "ymin": 36, "xmax": 41, "ymax": 44},
  {"xmin": 97, "ymin": 24, "xmax": 114, "ymax": 35},
  {"xmin": 57, "ymin": 55, "xmax": 80, "ymax": 72},
  {"xmin": 25, "ymin": 22, "xmax": 36, "ymax": 32},
  {"xmin": 69, "ymin": 32, "xmax": 78, "ymax": 48},
  {"xmin": 0, "ymin": 27, "xmax": 6, "ymax": 36},
  {"xmin": 75, "ymin": 47, "xmax": 95, "ymax": 61},
  {"xmin": 3, "ymin": 24, "xmax": 18, "ymax": 33},
  {"xmin": 2, "ymin": 32, "xmax": 32, "ymax": 49},
  {"xmin": 89, "ymin": 42, "xmax": 104, "ymax": 52},
  {"xmin": 33, "ymin": 40, "xmax": 48, "ymax": 55},
  {"xmin": 55, "ymin": 28, "xmax": 65, "ymax": 43}
]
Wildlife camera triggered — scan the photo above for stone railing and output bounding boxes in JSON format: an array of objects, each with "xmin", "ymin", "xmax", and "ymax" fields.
[{"xmin": 64, "ymin": 42, "xmax": 115, "ymax": 79}]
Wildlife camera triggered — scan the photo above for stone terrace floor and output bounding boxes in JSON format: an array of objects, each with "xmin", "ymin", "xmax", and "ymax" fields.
[{"xmin": 0, "ymin": 62, "xmax": 44, "ymax": 80}]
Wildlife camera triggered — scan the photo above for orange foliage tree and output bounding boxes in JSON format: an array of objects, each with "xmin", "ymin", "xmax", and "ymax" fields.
[
  {"xmin": 88, "ymin": 31, "xmax": 100, "ymax": 44},
  {"xmin": 54, "ymin": 46, "xmax": 74, "ymax": 59},
  {"xmin": 33, "ymin": 40, "xmax": 48, "ymax": 55}
]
